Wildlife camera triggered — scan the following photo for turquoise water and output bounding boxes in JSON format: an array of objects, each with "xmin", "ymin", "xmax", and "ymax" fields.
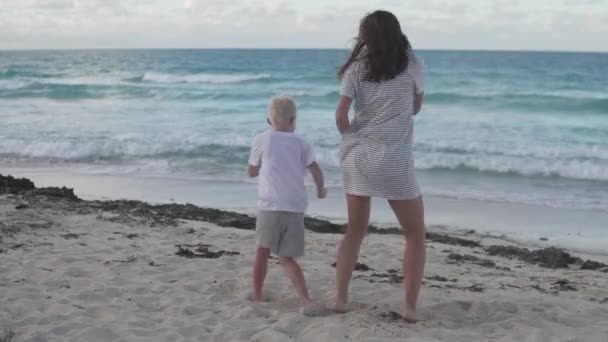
[{"xmin": 1, "ymin": 49, "xmax": 607, "ymax": 211}]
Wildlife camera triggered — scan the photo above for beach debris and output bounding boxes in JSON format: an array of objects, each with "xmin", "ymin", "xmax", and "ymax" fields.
[
  {"xmin": 304, "ymin": 218, "xmax": 345, "ymax": 234},
  {"xmin": 0, "ymin": 222, "xmax": 19, "ymax": 237},
  {"xmin": 0, "ymin": 174, "xmax": 35, "ymax": 194},
  {"xmin": 531, "ymin": 284, "xmax": 548, "ymax": 294},
  {"xmin": 186, "ymin": 228, "xmax": 196, "ymax": 234},
  {"xmin": 580, "ymin": 259, "xmax": 608, "ymax": 272},
  {"xmin": 600, "ymin": 298, "xmax": 608, "ymax": 304},
  {"xmin": 61, "ymin": 233, "xmax": 79, "ymax": 239},
  {"xmin": 379, "ymin": 310, "xmax": 403, "ymax": 322},
  {"xmin": 110, "ymin": 232, "xmax": 140, "ymax": 239},
  {"xmin": 372, "ymin": 272, "xmax": 403, "ymax": 283},
  {"xmin": 446, "ymin": 253, "xmax": 497, "ymax": 269},
  {"xmin": 464, "ymin": 284, "xmax": 485, "ymax": 292},
  {"xmin": 348, "ymin": 267, "xmax": 400, "ymax": 283},
  {"xmin": 551, "ymin": 279, "xmax": 577, "ymax": 292},
  {"xmin": 331, "ymin": 262, "xmax": 374, "ymax": 271},
  {"xmin": 105, "ymin": 255, "xmax": 137, "ymax": 265},
  {"xmin": 0, "ymin": 329, "xmax": 16, "ymax": 342},
  {"xmin": 539, "ymin": 237, "xmax": 549, "ymax": 241},
  {"xmin": 426, "ymin": 275, "xmax": 457, "ymax": 282},
  {"xmin": 175, "ymin": 244, "xmax": 240, "ymax": 259},
  {"xmin": 425, "ymin": 232, "xmax": 480, "ymax": 248},
  {"xmin": 444, "ymin": 283, "xmax": 485, "ymax": 293},
  {"xmin": 30, "ymin": 187, "xmax": 79, "ymax": 201},
  {"xmin": 364, "ymin": 226, "xmax": 481, "ymax": 247},
  {"xmin": 355, "ymin": 263, "xmax": 373, "ymax": 271},
  {"xmin": 485, "ymin": 245, "xmax": 608, "ymax": 271},
  {"xmin": 15, "ymin": 204, "xmax": 28, "ymax": 210}
]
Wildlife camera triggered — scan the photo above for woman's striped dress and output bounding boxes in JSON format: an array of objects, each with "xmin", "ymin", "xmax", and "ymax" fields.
[{"xmin": 339, "ymin": 52, "xmax": 424, "ymax": 200}]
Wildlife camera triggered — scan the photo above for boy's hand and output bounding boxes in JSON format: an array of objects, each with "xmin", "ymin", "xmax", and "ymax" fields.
[{"xmin": 317, "ymin": 187, "xmax": 328, "ymax": 199}]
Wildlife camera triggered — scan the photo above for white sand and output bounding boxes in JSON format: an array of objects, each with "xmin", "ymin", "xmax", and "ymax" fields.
[{"xmin": 1, "ymin": 195, "xmax": 608, "ymax": 342}]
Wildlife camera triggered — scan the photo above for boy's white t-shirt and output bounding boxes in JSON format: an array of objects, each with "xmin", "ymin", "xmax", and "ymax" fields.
[{"xmin": 249, "ymin": 130, "xmax": 315, "ymax": 213}]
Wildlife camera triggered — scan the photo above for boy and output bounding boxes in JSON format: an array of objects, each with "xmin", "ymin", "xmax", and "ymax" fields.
[{"xmin": 248, "ymin": 96, "xmax": 327, "ymax": 307}]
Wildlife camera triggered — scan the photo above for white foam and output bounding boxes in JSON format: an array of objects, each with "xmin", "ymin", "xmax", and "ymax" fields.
[
  {"xmin": 416, "ymin": 152, "xmax": 608, "ymax": 182},
  {"xmin": 2, "ymin": 134, "xmax": 608, "ymax": 183},
  {"xmin": 142, "ymin": 72, "xmax": 271, "ymax": 84}
]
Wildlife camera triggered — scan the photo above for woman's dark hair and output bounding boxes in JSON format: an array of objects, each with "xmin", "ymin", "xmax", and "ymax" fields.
[{"xmin": 338, "ymin": 10, "xmax": 412, "ymax": 82}]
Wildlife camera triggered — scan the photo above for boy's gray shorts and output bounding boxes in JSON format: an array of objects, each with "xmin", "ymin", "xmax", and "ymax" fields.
[{"xmin": 256, "ymin": 211, "xmax": 305, "ymax": 258}]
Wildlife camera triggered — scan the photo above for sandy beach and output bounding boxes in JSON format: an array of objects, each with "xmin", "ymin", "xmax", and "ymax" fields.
[{"xmin": 1, "ymin": 175, "xmax": 608, "ymax": 342}]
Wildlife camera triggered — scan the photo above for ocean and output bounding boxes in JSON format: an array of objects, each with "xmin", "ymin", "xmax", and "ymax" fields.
[{"xmin": 1, "ymin": 49, "xmax": 608, "ymax": 217}]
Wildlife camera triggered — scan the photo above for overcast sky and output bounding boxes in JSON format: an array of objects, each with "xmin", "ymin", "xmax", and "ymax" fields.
[{"xmin": 1, "ymin": 0, "xmax": 607, "ymax": 51}]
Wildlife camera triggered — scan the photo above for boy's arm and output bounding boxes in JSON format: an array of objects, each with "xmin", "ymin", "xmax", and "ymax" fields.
[{"xmin": 307, "ymin": 162, "xmax": 327, "ymax": 198}]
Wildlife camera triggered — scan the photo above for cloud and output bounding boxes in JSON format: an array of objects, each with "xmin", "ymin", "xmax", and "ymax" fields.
[
  {"xmin": 36, "ymin": 0, "xmax": 74, "ymax": 9},
  {"xmin": 0, "ymin": 0, "xmax": 606, "ymax": 51},
  {"xmin": 563, "ymin": 0, "xmax": 605, "ymax": 5},
  {"xmin": 295, "ymin": 6, "xmax": 364, "ymax": 32}
]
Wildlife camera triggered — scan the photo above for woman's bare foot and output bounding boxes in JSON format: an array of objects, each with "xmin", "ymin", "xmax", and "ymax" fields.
[
  {"xmin": 331, "ymin": 300, "xmax": 350, "ymax": 313},
  {"xmin": 402, "ymin": 306, "xmax": 418, "ymax": 323},
  {"xmin": 251, "ymin": 292, "xmax": 263, "ymax": 302}
]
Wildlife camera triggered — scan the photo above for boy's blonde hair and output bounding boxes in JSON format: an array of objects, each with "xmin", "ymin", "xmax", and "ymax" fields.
[{"xmin": 269, "ymin": 96, "xmax": 296, "ymax": 125}]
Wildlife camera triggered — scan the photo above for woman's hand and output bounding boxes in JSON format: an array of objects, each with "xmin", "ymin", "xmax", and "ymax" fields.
[
  {"xmin": 336, "ymin": 117, "xmax": 350, "ymax": 135},
  {"xmin": 317, "ymin": 187, "xmax": 328, "ymax": 199},
  {"xmin": 413, "ymin": 92, "xmax": 424, "ymax": 116},
  {"xmin": 335, "ymin": 96, "xmax": 352, "ymax": 134}
]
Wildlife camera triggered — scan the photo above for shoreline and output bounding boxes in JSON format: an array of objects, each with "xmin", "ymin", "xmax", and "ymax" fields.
[
  {"xmin": 2, "ymin": 174, "xmax": 608, "ymax": 341},
  {"xmin": 2, "ymin": 173, "xmax": 608, "ymax": 263},
  {"xmin": 3, "ymin": 168, "xmax": 608, "ymax": 253}
]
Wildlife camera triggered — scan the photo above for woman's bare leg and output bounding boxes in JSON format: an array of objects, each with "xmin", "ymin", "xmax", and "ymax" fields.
[
  {"xmin": 334, "ymin": 194, "xmax": 371, "ymax": 311},
  {"xmin": 388, "ymin": 196, "xmax": 426, "ymax": 322}
]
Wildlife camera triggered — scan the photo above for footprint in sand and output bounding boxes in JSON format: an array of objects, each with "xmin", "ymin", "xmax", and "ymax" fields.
[{"xmin": 241, "ymin": 289, "xmax": 278, "ymax": 303}]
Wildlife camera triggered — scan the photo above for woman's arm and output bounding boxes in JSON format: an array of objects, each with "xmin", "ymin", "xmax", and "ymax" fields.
[
  {"xmin": 414, "ymin": 92, "xmax": 424, "ymax": 115},
  {"xmin": 247, "ymin": 165, "xmax": 259, "ymax": 178},
  {"xmin": 335, "ymin": 96, "xmax": 352, "ymax": 134}
]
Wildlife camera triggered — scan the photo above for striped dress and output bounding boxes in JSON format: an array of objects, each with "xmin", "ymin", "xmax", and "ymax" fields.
[{"xmin": 339, "ymin": 51, "xmax": 424, "ymax": 200}]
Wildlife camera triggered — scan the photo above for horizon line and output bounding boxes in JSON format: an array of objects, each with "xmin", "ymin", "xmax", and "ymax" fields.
[{"xmin": 1, "ymin": 47, "xmax": 607, "ymax": 54}]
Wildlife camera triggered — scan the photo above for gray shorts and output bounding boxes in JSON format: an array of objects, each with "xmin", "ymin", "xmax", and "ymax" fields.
[{"xmin": 256, "ymin": 211, "xmax": 305, "ymax": 258}]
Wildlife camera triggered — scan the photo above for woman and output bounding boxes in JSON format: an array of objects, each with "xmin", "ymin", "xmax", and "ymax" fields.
[{"xmin": 334, "ymin": 10, "xmax": 426, "ymax": 322}]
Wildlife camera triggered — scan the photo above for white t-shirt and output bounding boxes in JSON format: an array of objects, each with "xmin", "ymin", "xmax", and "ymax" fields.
[{"xmin": 249, "ymin": 130, "xmax": 315, "ymax": 213}]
